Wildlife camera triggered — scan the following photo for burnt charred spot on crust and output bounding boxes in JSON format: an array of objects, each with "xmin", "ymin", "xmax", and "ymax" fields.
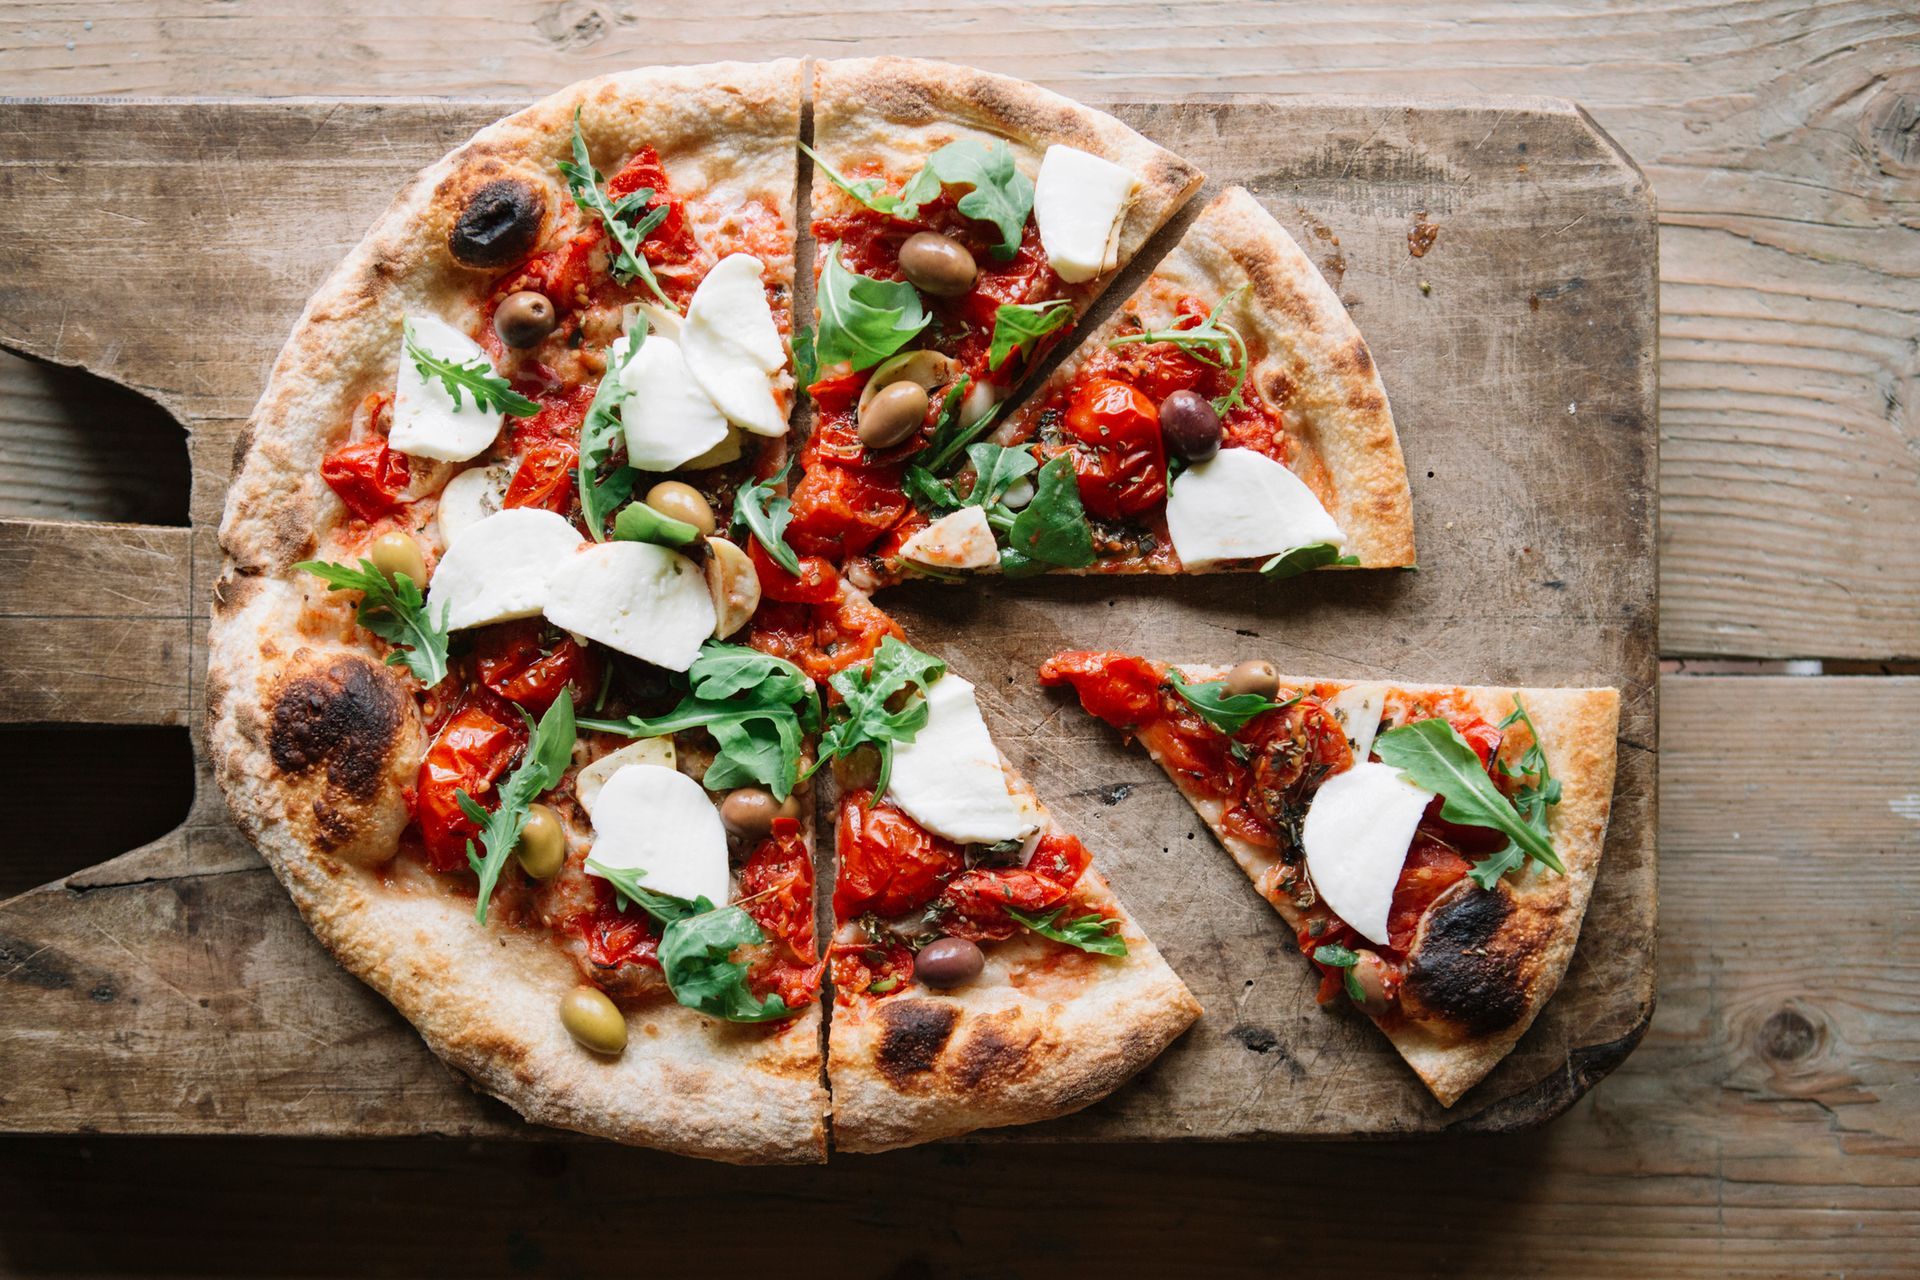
[
  {"xmin": 268, "ymin": 654, "xmax": 407, "ymax": 804},
  {"xmin": 952, "ymin": 1014, "xmax": 1037, "ymax": 1090},
  {"xmin": 1404, "ymin": 884, "xmax": 1529, "ymax": 1035},
  {"xmin": 1332, "ymin": 337, "xmax": 1375, "ymax": 377},
  {"xmin": 875, "ymin": 999, "xmax": 959, "ymax": 1086},
  {"xmin": 449, "ymin": 178, "xmax": 546, "ymax": 268}
]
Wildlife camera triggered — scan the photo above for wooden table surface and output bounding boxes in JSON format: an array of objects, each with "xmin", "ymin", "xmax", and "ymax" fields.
[{"xmin": 0, "ymin": 3, "xmax": 1914, "ymax": 1276}]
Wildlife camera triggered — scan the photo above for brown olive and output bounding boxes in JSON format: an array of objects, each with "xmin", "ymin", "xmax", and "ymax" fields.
[
  {"xmin": 719, "ymin": 787, "xmax": 780, "ymax": 840},
  {"xmin": 494, "ymin": 290, "xmax": 557, "ymax": 348},
  {"xmin": 914, "ymin": 937, "xmax": 985, "ymax": 988},
  {"xmin": 559, "ymin": 986, "xmax": 628, "ymax": 1055},
  {"xmin": 897, "ymin": 231, "xmax": 978, "ymax": 297},
  {"xmin": 1348, "ymin": 949, "xmax": 1395, "ymax": 1016},
  {"xmin": 1159, "ymin": 389, "xmax": 1223, "ymax": 462},
  {"xmin": 858, "ymin": 380, "xmax": 930, "ymax": 449},
  {"xmin": 368, "ymin": 531, "xmax": 427, "ymax": 587},
  {"xmin": 515, "ymin": 803, "xmax": 566, "ymax": 879},
  {"xmin": 1224, "ymin": 658, "xmax": 1280, "ymax": 700},
  {"xmin": 449, "ymin": 179, "xmax": 546, "ymax": 268},
  {"xmin": 644, "ymin": 481, "xmax": 717, "ymax": 536}
]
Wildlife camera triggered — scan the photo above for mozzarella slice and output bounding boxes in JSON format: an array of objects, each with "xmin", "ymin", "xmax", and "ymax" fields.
[
  {"xmin": 586, "ymin": 765, "xmax": 730, "ymax": 907},
  {"xmin": 898, "ymin": 506, "xmax": 998, "ymax": 570},
  {"xmin": 1302, "ymin": 761, "xmax": 1436, "ymax": 947},
  {"xmin": 1165, "ymin": 448, "xmax": 1346, "ymax": 568},
  {"xmin": 623, "ymin": 300, "xmax": 684, "ymax": 342},
  {"xmin": 615, "ymin": 333, "xmax": 732, "ymax": 472},
  {"xmin": 427, "ymin": 508, "xmax": 583, "ymax": 631},
  {"xmin": 434, "ymin": 461, "xmax": 514, "ymax": 546},
  {"xmin": 1033, "ymin": 145, "xmax": 1139, "ymax": 284},
  {"xmin": 886, "ymin": 674, "xmax": 1037, "ymax": 844},
  {"xmin": 1324, "ymin": 682, "xmax": 1389, "ymax": 764},
  {"xmin": 388, "ymin": 315, "xmax": 505, "ymax": 462},
  {"xmin": 574, "ymin": 737, "xmax": 677, "ymax": 817},
  {"xmin": 543, "ymin": 541, "xmax": 715, "ymax": 672},
  {"xmin": 682, "ymin": 253, "xmax": 788, "ymax": 437}
]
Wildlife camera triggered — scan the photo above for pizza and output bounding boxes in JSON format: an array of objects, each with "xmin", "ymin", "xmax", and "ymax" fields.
[{"xmin": 1039, "ymin": 651, "xmax": 1619, "ymax": 1104}]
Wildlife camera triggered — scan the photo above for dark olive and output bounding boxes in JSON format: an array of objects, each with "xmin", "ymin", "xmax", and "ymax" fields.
[
  {"xmin": 644, "ymin": 480, "xmax": 717, "ymax": 537},
  {"xmin": 1159, "ymin": 389, "xmax": 1223, "ymax": 462},
  {"xmin": 1348, "ymin": 949, "xmax": 1395, "ymax": 1015},
  {"xmin": 914, "ymin": 937, "xmax": 985, "ymax": 988},
  {"xmin": 1224, "ymin": 658, "xmax": 1280, "ymax": 700},
  {"xmin": 719, "ymin": 787, "xmax": 780, "ymax": 840},
  {"xmin": 494, "ymin": 291, "xmax": 557, "ymax": 349},
  {"xmin": 897, "ymin": 231, "xmax": 978, "ymax": 297},
  {"xmin": 449, "ymin": 179, "xmax": 545, "ymax": 268},
  {"xmin": 857, "ymin": 380, "xmax": 930, "ymax": 449}
]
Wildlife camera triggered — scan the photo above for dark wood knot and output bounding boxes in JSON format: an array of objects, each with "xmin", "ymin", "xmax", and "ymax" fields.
[
  {"xmin": 1759, "ymin": 1007, "xmax": 1821, "ymax": 1064},
  {"xmin": 1865, "ymin": 82, "xmax": 1920, "ymax": 177}
]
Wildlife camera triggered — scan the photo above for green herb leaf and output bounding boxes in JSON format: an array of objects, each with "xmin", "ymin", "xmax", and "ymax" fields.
[
  {"xmin": 963, "ymin": 442, "xmax": 1038, "ymax": 509},
  {"xmin": 987, "ymin": 299, "xmax": 1074, "ymax": 371},
  {"xmin": 1006, "ymin": 906, "xmax": 1129, "ymax": 956},
  {"xmin": 1166, "ymin": 667, "xmax": 1295, "ymax": 735},
  {"xmin": 557, "ymin": 109, "xmax": 675, "ymax": 310},
  {"xmin": 1259, "ymin": 541, "xmax": 1360, "ymax": 580},
  {"xmin": 799, "ymin": 142, "xmax": 912, "ymax": 218},
  {"xmin": 731, "ymin": 459, "xmax": 802, "ymax": 576},
  {"xmin": 902, "ymin": 464, "xmax": 963, "ymax": 517},
  {"xmin": 1312, "ymin": 943, "xmax": 1367, "ymax": 1002},
  {"xmin": 296, "ymin": 559, "xmax": 451, "ymax": 688},
  {"xmin": 867, "ymin": 975, "xmax": 900, "ymax": 994},
  {"xmin": 791, "ymin": 325, "xmax": 818, "ymax": 392},
  {"xmin": 1373, "ymin": 716, "xmax": 1565, "ymax": 879},
  {"xmin": 899, "ymin": 139, "xmax": 1035, "ymax": 261},
  {"xmin": 577, "ymin": 329, "xmax": 645, "ymax": 540},
  {"xmin": 918, "ymin": 376, "xmax": 993, "ymax": 475},
  {"xmin": 583, "ymin": 859, "xmax": 711, "ymax": 925},
  {"xmin": 463, "ymin": 691, "xmax": 576, "ymax": 924},
  {"xmin": 816, "ymin": 635, "xmax": 947, "ymax": 798},
  {"xmin": 1108, "ymin": 287, "xmax": 1251, "ymax": 413},
  {"xmin": 402, "ymin": 319, "xmax": 540, "ymax": 418},
  {"xmin": 999, "ymin": 455, "xmax": 1095, "ymax": 577},
  {"xmin": 1469, "ymin": 695, "xmax": 1564, "ymax": 888},
  {"xmin": 657, "ymin": 905, "xmax": 794, "ymax": 1023},
  {"xmin": 612, "ymin": 499, "xmax": 700, "ymax": 548},
  {"xmin": 815, "ymin": 243, "xmax": 929, "ymax": 372}
]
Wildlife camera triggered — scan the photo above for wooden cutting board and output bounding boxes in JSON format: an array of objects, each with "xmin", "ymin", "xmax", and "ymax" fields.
[{"xmin": 0, "ymin": 94, "xmax": 1656, "ymax": 1141}]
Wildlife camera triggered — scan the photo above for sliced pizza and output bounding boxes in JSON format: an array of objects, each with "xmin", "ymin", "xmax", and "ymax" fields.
[
  {"xmin": 1038, "ymin": 651, "xmax": 1617, "ymax": 1105},
  {"xmin": 789, "ymin": 56, "xmax": 1205, "ymax": 588}
]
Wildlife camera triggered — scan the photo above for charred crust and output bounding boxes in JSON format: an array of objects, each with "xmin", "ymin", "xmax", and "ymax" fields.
[
  {"xmin": 1403, "ymin": 884, "xmax": 1529, "ymax": 1035},
  {"xmin": 875, "ymin": 999, "xmax": 959, "ymax": 1086},
  {"xmin": 449, "ymin": 178, "xmax": 546, "ymax": 268},
  {"xmin": 952, "ymin": 1014, "xmax": 1037, "ymax": 1091},
  {"xmin": 268, "ymin": 654, "xmax": 407, "ymax": 805}
]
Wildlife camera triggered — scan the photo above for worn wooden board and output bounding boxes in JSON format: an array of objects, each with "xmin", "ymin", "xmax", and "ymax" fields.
[{"xmin": 0, "ymin": 93, "xmax": 1656, "ymax": 1140}]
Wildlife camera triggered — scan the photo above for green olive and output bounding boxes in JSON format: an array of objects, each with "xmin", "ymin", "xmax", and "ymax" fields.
[
  {"xmin": 494, "ymin": 290, "xmax": 557, "ymax": 348},
  {"xmin": 515, "ymin": 803, "xmax": 565, "ymax": 879},
  {"xmin": 368, "ymin": 531, "xmax": 427, "ymax": 586},
  {"xmin": 1224, "ymin": 659, "xmax": 1280, "ymax": 700},
  {"xmin": 857, "ymin": 380, "xmax": 930, "ymax": 449},
  {"xmin": 898, "ymin": 231, "xmax": 978, "ymax": 297},
  {"xmin": 645, "ymin": 480, "xmax": 717, "ymax": 537},
  {"xmin": 559, "ymin": 986, "xmax": 628, "ymax": 1056}
]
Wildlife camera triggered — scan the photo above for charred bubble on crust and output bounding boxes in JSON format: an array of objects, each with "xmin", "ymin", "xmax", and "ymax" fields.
[
  {"xmin": 449, "ymin": 178, "xmax": 546, "ymax": 268},
  {"xmin": 1402, "ymin": 883, "xmax": 1529, "ymax": 1035},
  {"xmin": 268, "ymin": 654, "xmax": 407, "ymax": 804},
  {"xmin": 952, "ymin": 1014, "xmax": 1037, "ymax": 1091},
  {"xmin": 875, "ymin": 1000, "xmax": 960, "ymax": 1086}
]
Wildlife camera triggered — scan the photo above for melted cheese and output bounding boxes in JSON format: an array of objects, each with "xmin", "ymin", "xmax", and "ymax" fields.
[
  {"xmin": 1165, "ymin": 448, "xmax": 1345, "ymax": 568},
  {"xmin": 898, "ymin": 506, "xmax": 998, "ymax": 570},
  {"xmin": 1301, "ymin": 761, "xmax": 1435, "ymax": 946},
  {"xmin": 586, "ymin": 765, "xmax": 730, "ymax": 906},
  {"xmin": 886, "ymin": 674, "xmax": 1036, "ymax": 844},
  {"xmin": 1032, "ymin": 145, "xmax": 1138, "ymax": 284},
  {"xmin": 616, "ymin": 333, "xmax": 732, "ymax": 472},
  {"xmin": 681, "ymin": 253, "xmax": 788, "ymax": 437},
  {"xmin": 427, "ymin": 508, "xmax": 583, "ymax": 631},
  {"xmin": 543, "ymin": 541, "xmax": 715, "ymax": 672},
  {"xmin": 387, "ymin": 315, "xmax": 505, "ymax": 462}
]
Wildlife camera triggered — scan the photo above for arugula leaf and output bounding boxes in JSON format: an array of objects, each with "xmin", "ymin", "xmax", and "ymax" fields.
[
  {"xmin": 1311, "ymin": 943, "xmax": 1367, "ymax": 1003},
  {"xmin": 658, "ymin": 905, "xmax": 794, "ymax": 1022},
  {"xmin": 685, "ymin": 641, "xmax": 814, "ymax": 704},
  {"xmin": 817, "ymin": 636, "xmax": 947, "ymax": 798},
  {"xmin": 1260, "ymin": 542, "xmax": 1360, "ymax": 580},
  {"xmin": 462, "ymin": 691, "xmax": 576, "ymax": 924},
  {"xmin": 963, "ymin": 442, "xmax": 1038, "ymax": 508},
  {"xmin": 731, "ymin": 460, "xmax": 802, "ymax": 576},
  {"xmin": 999, "ymin": 455, "xmax": 1095, "ymax": 577},
  {"xmin": 296, "ymin": 559, "xmax": 451, "ymax": 688},
  {"xmin": 402, "ymin": 320, "xmax": 539, "ymax": 418},
  {"xmin": 612, "ymin": 499, "xmax": 700, "ymax": 548},
  {"xmin": 1108, "ymin": 287, "xmax": 1251, "ymax": 413},
  {"xmin": 1166, "ymin": 667, "xmax": 1295, "ymax": 735},
  {"xmin": 902, "ymin": 464, "xmax": 962, "ymax": 517},
  {"xmin": 791, "ymin": 325, "xmax": 818, "ymax": 392},
  {"xmin": 799, "ymin": 142, "xmax": 911, "ymax": 218},
  {"xmin": 917, "ymin": 376, "xmax": 990, "ymax": 475},
  {"xmin": 577, "ymin": 329, "xmax": 645, "ymax": 540},
  {"xmin": 815, "ymin": 244, "xmax": 929, "ymax": 372},
  {"xmin": 1373, "ymin": 717, "xmax": 1565, "ymax": 880},
  {"xmin": 987, "ymin": 300, "xmax": 1074, "ymax": 371},
  {"xmin": 557, "ymin": 109, "xmax": 675, "ymax": 310},
  {"xmin": 583, "ymin": 859, "xmax": 711, "ymax": 926},
  {"xmin": 898, "ymin": 139, "xmax": 1035, "ymax": 261},
  {"xmin": 1006, "ymin": 906, "xmax": 1128, "ymax": 956},
  {"xmin": 1468, "ymin": 695, "xmax": 1564, "ymax": 889}
]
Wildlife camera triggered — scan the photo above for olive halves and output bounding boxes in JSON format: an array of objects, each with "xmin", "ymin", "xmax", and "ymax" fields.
[
  {"xmin": 897, "ymin": 231, "xmax": 977, "ymax": 298},
  {"xmin": 494, "ymin": 291, "xmax": 557, "ymax": 349},
  {"xmin": 858, "ymin": 380, "xmax": 930, "ymax": 449},
  {"xmin": 914, "ymin": 937, "xmax": 985, "ymax": 988},
  {"xmin": 449, "ymin": 178, "xmax": 546, "ymax": 268},
  {"xmin": 1159, "ymin": 389, "xmax": 1222, "ymax": 462}
]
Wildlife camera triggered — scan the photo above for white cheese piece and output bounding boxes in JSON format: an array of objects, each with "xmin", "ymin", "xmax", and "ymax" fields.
[
  {"xmin": 999, "ymin": 476, "xmax": 1035, "ymax": 510},
  {"xmin": 1032, "ymin": 145, "xmax": 1139, "ymax": 284},
  {"xmin": 574, "ymin": 737, "xmax": 677, "ymax": 818},
  {"xmin": 388, "ymin": 315, "xmax": 505, "ymax": 462},
  {"xmin": 886, "ymin": 674, "xmax": 1037, "ymax": 844},
  {"xmin": 433, "ymin": 461, "xmax": 514, "ymax": 546},
  {"xmin": 615, "ymin": 333, "xmax": 732, "ymax": 472},
  {"xmin": 427, "ymin": 508, "xmax": 583, "ymax": 631},
  {"xmin": 1165, "ymin": 448, "xmax": 1346, "ymax": 568},
  {"xmin": 681, "ymin": 424, "xmax": 744, "ymax": 471},
  {"xmin": 898, "ymin": 506, "xmax": 998, "ymax": 570},
  {"xmin": 586, "ymin": 765, "xmax": 730, "ymax": 907},
  {"xmin": 622, "ymin": 300, "xmax": 683, "ymax": 342},
  {"xmin": 1324, "ymin": 682, "xmax": 1389, "ymax": 764},
  {"xmin": 1302, "ymin": 761, "xmax": 1435, "ymax": 947},
  {"xmin": 681, "ymin": 253, "xmax": 788, "ymax": 437},
  {"xmin": 543, "ymin": 541, "xmax": 715, "ymax": 672}
]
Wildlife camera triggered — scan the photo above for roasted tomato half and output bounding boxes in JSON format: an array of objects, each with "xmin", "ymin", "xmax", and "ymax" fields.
[
  {"xmin": 833, "ymin": 790, "xmax": 965, "ymax": 919},
  {"xmin": 414, "ymin": 702, "xmax": 523, "ymax": 872},
  {"xmin": 1060, "ymin": 377, "xmax": 1167, "ymax": 521},
  {"xmin": 319, "ymin": 437, "xmax": 410, "ymax": 522}
]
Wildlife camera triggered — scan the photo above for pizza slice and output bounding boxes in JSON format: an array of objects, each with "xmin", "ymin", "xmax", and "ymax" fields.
[
  {"xmin": 1038, "ymin": 651, "xmax": 1617, "ymax": 1106},
  {"xmin": 854, "ymin": 185, "xmax": 1415, "ymax": 586},
  {"xmin": 788, "ymin": 56, "xmax": 1205, "ymax": 587}
]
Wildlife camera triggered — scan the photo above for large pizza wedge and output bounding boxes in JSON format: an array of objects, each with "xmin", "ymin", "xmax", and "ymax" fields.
[
  {"xmin": 209, "ymin": 62, "xmax": 835, "ymax": 1163},
  {"xmin": 1039, "ymin": 651, "xmax": 1617, "ymax": 1105}
]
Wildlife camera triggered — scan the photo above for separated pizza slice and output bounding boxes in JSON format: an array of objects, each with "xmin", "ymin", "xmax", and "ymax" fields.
[
  {"xmin": 789, "ymin": 56, "xmax": 1205, "ymax": 585},
  {"xmin": 1039, "ymin": 651, "xmax": 1617, "ymax": 1106},
  {"xmin": 863, "ymin": 185, "xmax": 1415, "ymax": 586}
]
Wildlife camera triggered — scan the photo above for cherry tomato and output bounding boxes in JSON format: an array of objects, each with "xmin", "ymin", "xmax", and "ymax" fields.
[
  {"xmin": 1242, "ymin": 700, "xmax": 1354, "ymax": 830},
  {"xmin": 1061, "ymin": 377, "xmax": 1168, "ymax": 521},
  {"xmin": 1386, "ymin": 837, "xmax": 1473, "ymax": 954},
  {"xmin": 740, "ymin": 818, "xmax": 816, "ymax": 957},
  {"xmin": 319, "ymin": 436, "xmax": 410, "ymax": 523},
  {"xmin": 1037, "ymin": 651, "xmax": 1164, "ymax": 729},
  {"xmin": 829, "ymin": 938, "xmax": 915, "ymax": 1004},
  {"xmin": 605, "ymin": 145, "xmax": 698, "ymax": 264},
  {"xmin": 784, "ymin": 462, "xmax": 911, "ymax": 558},
  {"xmin": 747, "ymin": 593, "xmax": 903, "ymax": 682},
  {"xmin": 502, "ymin": 439, "xmax": 579, "ymax": 515},
  {"xmin": 510, "ymin": 381, "xmax": 597, "ymax": 453},
  {"xmin": 937, "ymin": 832, "xmax": 1091, "ymax": 942},
  {"xmin": 414, "ymin": 703, "xmax": 523, "ymax": 872},
  {"xmin": 571, "ymin": 878, "xmax": 663, "ymax": 971},
  {"xmin": 747, "ymin": 537, "xmax": 842, "ymax": 605},
  {"xmin": 833, "ymin": 790, "xmax": 966, "ymax": 919},
  {"xmin": 473, "ymin": 621, "xmax": 595, "ymax": 713}
]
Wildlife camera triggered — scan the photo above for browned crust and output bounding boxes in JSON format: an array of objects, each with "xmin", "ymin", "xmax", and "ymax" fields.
[{"xmin": 1129, "ymin": 667, "xmax": 1618, "ymax": 1106}]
